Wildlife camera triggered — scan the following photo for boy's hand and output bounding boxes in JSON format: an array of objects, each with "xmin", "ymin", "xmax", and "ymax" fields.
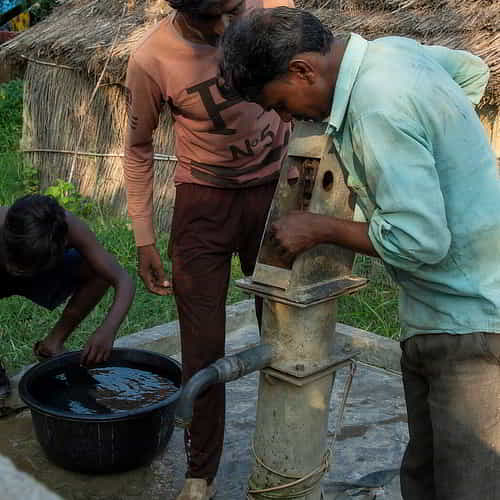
[
  {"xmin": 81, "ymin": 328, "xmax": 114, "ymax": 366},
  {"xmin": 138, "ymin": 244, "xmax": 173, "ymax": 296}
]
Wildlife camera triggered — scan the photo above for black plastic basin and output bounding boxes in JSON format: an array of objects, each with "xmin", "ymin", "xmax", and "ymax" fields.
[{"xmin": 19, "ymin": 348, "xmax": 182, "ymax": 474}]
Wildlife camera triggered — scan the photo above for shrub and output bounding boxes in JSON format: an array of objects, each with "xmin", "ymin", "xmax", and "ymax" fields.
[{"xmin": 44, "ymin": 179, "xmax": 96, "ymax": 217}]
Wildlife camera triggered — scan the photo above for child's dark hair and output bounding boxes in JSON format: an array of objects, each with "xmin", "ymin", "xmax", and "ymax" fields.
[{"xmin": 2, "ymin": 194, "xmax": 68, "ymax": 276}]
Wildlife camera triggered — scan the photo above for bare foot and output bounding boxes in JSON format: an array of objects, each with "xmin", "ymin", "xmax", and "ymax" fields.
[{"xmin": 33, "ymin": 340, "xmax": 67, "ymax": 360}]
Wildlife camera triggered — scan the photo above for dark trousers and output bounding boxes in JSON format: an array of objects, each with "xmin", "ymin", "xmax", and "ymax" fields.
[
  {"xmin": 170, "ymin": 181, "xmax": 276, "ymax": 482},
  {"xmin": 400, "ymin": 333, "xmax": 500, "ymax": 500}
]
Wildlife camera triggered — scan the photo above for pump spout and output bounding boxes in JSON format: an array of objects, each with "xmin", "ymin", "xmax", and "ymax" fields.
[{"xmin": 175, "ymin": 343, "xmax": 275, "ymax": 428}]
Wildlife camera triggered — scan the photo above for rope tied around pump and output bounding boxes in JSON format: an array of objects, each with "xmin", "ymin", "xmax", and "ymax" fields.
[{"xmin": 247, "ymin": 360, "xmax": 358, "ymax": 499}]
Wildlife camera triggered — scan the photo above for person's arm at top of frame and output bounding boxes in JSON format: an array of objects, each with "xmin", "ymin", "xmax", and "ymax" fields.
[
  {"xmin": 66, "ymin": 212, "xmax": 135, "ymax": 364},
  {"xmin": 262, "ymin": 0, "xmax": 295, "ymax": 8},
  {"xmin": 123, "ymin": 55, "xmax": 172, "ymax": 296}
]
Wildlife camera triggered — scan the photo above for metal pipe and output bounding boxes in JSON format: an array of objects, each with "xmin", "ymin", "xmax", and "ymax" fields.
[{"xmin": 175, "ymin": 343, "xmax": 275, "ymax": 427}]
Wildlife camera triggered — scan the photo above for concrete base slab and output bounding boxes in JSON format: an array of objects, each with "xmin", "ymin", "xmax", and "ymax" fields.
[
  {"xmin": 0, "ymin": 301, "xmax": 408, "ymax": 500},
  {"xmin": 0, "ymin": 454, "xmax": 63, "ymax": 500},
  {"xmin": 1, "ymin": 300, "xmax": 402, "ymax": 415},
  {"xmin": 113, "ymin": 300, "xmax": 256, "ymax": 355}
]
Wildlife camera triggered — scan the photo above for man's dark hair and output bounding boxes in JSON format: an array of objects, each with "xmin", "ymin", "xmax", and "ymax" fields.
[
  {"xmin": 2, "ymin": 194, "xmax": 68, "ymax": 276},
  {"xmin": 218, "ymin": 7, "xmax": 333, "ymax": 101},
  {"xmin": 166, "ymin": 0, "xmax": 221, "ymax": 16}
]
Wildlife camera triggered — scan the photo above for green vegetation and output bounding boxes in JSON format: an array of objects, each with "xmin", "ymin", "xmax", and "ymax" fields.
[
  {"xmin": 0, "ymin": 80, "xmax": 400, "ymax": 371},
  {"xmin": 0, "ymin": 79, "xmax": 27, "ymax": 205},
  {"xmin": 25, "ymin": 0, "xmax": 58, "ymax": 26},
  {"xmin": 338, "ymin": 256, "xmax": 400, "ymax": 340},
  {"xmin": 44, "ymin": 179, "xmax": 96, "ymax": 217}
]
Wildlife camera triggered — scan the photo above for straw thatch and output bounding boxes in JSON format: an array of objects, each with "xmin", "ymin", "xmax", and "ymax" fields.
[
  {"xmin": 0, "ymin": 0, "xmax": 178, "ymax": 231},
  {"xmin": 0, "ymin": 0, "xmax": 497, "ymax": 232},
  {"xmin": 304, "ymin": 0, "xmax": 500, "ymax": 155},
  {"xmin": 21, "ymin": 61, "xmax": 176, "ymax": 228},
  {"xmin": 306, "ymin": 2, "xmax": 500, "ymax": 108},
  {"xmin": 0, "ymin": 0, "xmax": 170, "ymax": 84},
  {"xmin": 0, "ymin": 0, "xmax": 497, "ymax": 103}
]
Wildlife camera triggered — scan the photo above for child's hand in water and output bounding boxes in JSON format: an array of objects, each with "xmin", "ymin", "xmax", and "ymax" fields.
[{"xmin": 81, "ymin": 328, "xmax": 115, "ymax": 366}]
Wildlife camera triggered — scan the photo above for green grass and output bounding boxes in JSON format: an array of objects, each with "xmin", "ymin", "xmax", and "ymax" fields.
[
  {"xmin": 0, "ymin": 80, "xmax": 28, "ymax": 206},
  {"xmin": 338, "ymin": 256, "xmax": 401, "ymax": 340},
  {"xmin": 0, "ymin": 80, "xmax": 400, "ymax": 371}
]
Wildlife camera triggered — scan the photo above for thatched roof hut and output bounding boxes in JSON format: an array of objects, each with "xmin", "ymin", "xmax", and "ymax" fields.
[
  {"xmin": 0, "ymin": 0, "xmax": 178, "ymax": 230},
  {"xmin": 0, "ymin": 0, "xmax": 497, "ymax": 232}
]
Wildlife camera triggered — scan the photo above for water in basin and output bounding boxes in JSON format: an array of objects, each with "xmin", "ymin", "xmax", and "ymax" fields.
[{"xmin": 31, "ymin": 364, "xmax": 178, "ymax": 415}]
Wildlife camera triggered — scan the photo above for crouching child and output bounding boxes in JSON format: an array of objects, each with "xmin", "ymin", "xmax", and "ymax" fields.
[{"xmin": 0, "ymin": 194, "xmax": 136, "ymax": 398}]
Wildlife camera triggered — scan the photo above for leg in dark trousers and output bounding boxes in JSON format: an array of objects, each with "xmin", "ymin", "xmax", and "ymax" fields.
[
  {"xmin": 237, "ymin": 181, "xmax": 277, "ymax": 332},
  {"xmin": 401, "ymin": 333, "xmax": 500, "ymax": 500},
  {"xmin": 400, "ymin": 339, "xmax": 436, "ymax": 500},
  {"xmin": 171, "ymin": 181, "xmax": 276, "ymax": 482}
]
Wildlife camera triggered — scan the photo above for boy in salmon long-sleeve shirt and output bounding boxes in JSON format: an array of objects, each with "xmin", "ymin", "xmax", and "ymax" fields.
[{"xmin": 123, "ymin": 0, "xmax": 293, "ymax": 498}]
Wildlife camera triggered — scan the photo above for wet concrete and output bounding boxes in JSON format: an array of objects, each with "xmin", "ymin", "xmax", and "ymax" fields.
[{"xmin": 0, "ymin": 325, "xmax": 408, "ymax": 499}]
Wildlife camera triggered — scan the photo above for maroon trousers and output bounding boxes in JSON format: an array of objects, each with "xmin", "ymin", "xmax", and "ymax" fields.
[{"xmin": 169, "ymin": 181, "xmax": 276, "ymax": 482}]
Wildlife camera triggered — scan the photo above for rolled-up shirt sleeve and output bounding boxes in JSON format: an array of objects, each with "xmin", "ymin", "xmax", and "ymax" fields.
[
  {"xmin": 352, "ymin": 110, "xmax": 451, "ymax": 272},
  {"xmin": 124, "ymin": 55, "xmax": 165, "ymax": 247}
]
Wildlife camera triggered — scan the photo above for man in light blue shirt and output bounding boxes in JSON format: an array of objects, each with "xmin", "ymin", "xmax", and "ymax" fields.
[{"xmin": 218, "ymin": 7, "xmax": 500, "ymax": 499}]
